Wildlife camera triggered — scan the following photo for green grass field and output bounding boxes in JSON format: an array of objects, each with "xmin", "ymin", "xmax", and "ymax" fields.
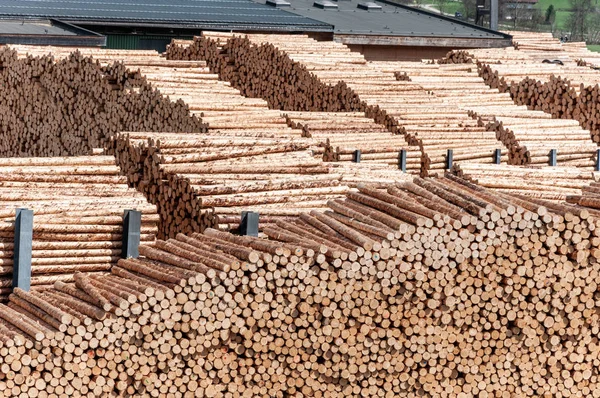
[
  {"xmin": 535, "ymin": 0, "xmax": 571, "ymax": 30},
  {"xmin": 588, "ymin": 44, "xmax": 600, "ymax": 52},
  {"xmin": 420, "ymin": 0, "xmax": 572, "ymax": 30},
  {"xmin": 553, "ymin": 10, "xmax": 571, "ymax": 29},
  {"xmin": 439, "ymin": 1, "xmax": 464, "ymax": 15},
  {"xmin": 424, "ymin": 0, "xmax": 464, "ymax": 16}
]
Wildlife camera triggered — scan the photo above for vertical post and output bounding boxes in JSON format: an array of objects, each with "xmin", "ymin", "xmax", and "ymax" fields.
[
  {"xmin": 490, "ymin": 0, "xmax": 498, "ymax": 30},
  {"xmin": 494, "ymin": 149, "xmax": 502, "ymax": 165},
  {"xmin": 446, "ymin": 149, "xmax": 454, "ymax": 170},
  {"xmin": 122, "ymin": 209, "xmax": 142, "ymax": 259},
  {"xmin": 240, "ymin": 211, "xmax": 259, "ymax": 237},
  {"xmin": 398, "ymin": 149, "xmax": 407, "ymax": 173},
  {"xmin": 13, "ymin": 208, "xmax": 33, "ymax": 292},
  {"xmin": 549, "ymin": 149, "xmax": 557, "ymax": 167},
  {"xmin": 596, "ymin": 148, "xmax": 600, "ymax": 172},
  {"xmin": 352, "ymin": 150, "xmax": 361, "ymax": 163}
]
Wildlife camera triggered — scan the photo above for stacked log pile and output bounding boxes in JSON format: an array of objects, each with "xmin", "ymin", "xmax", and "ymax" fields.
[
  {"xmin": 0, "ymin": 45, "xmax": 205, "ymax": 157},
  {"xmin": 441, "ymin": 40, "xmax": 600, "ymax": 143},
  {"xmin": 21, "ymin": 44, "xmax": 422, "ymax": 174},
  {"xmin": 0, "ymin": 156, "xmax": 158, "ymax": 299},
  {"xmin": 454, "ymin": 163, "xmax": 598, "ymax": 200},
  {"xmin": 167, "ymin": 33, "xmax": 512, "ymax": 175},
  {"xmin": 564, "ymin": 42, "xmax": 600, "ymax": 68},
  {"xmin": 138, "ymin": 53, "xmax": 422, "ymax": 171},
  {"xmin": 83, "ymin": 55, "xmax": 412, "ymax": 237},
  {"xmin": 510, "ymin": 31, "xmax": 571, "ymax": 63},
  {"xmin": 508, "ymin": 31, "xmax": 600, "ymax": 68},
  {"xmin": 391, "ymin": 61, "xmax": 598, "ymax": 167},
  {"xmin": 111, "ymin": 131, "xmax": 411, "ymax": 238},
  {"xmin": 476, "ymin": 63, "xmax": 587, "ymax": 117},
  {"xmin": 2, "ymin": 176, "xmax": 600, "ymax": 396},
  {"xmin": 6, "ymin": 34, "xmax": 600, "ymax": 398},
  {"xmin": 359, "ymin": 61, "xmax": 508, "ymax": 172},
  {"xmin": 284, "ymin": 111, "xmax": 421, "ymax": 170},
  {"xmin": 443, "ymin": 32, "xmax": 594, "ymax": 67},
  {"xmin": 166, "ymin": 33, "xmax": 364, "ymax": 112}
]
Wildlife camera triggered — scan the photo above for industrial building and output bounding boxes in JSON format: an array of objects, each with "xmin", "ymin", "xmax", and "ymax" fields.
[{"xmin": 0, "ymin": 0, "xmax": 510, "ymax": 57}]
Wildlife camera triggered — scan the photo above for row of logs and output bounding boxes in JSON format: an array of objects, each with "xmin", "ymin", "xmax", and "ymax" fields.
[
  {"xmin": 110, "ymin": 131, "xmax": 411, "ymax": 239},
  {"xmin": 1, "ymin": 175, "xmax": 600, "ymax": 396},
  {"xmin": 390, "ymin": 60, "xmax": 599, "ymax": 167},
  {"xmin": 453, "ymin": 162, "xmax": 599, "ymax": 200},
  {"xmin": 166, "ymin": 34, "xmax": 364, "ymax": 113},
  {"xmin": 441, "ymin": 43, "xmax": 600, "ymax": 143},
  {"xmin": 166, "ymin": 33, "xmax": 517, "ymax": 175},
  {"xmin": 0, "ymin": 45, "xmax": 206, "ymax": 157},
  {"xmin": 0, "ymin": 155, "xmax": 158, "ymax": 299},
  {"xmin": 283, "ymin": 111, "xmax": 421, "ymax": 170}
]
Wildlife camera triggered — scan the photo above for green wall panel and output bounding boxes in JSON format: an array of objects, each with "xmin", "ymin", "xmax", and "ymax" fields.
[{"xmin": 105, "ymin": 35, "xmax": 193, "ymax": 51}]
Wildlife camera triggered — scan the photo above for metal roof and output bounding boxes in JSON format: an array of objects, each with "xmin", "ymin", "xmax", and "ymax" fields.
[
  {"xmin": 0, "ymin": 19, "xmax": 76, "ymax": 35},
  {"xmin": 0, "ymin": 19, "xmax": 106, "ymax": 46},
  {"xmin": 255, "ymin": 0, "xmax": 509, "ymax": 40},
  {"xmin": 0, "ymin": 0, "xmax": 333, "ymax": 31}
]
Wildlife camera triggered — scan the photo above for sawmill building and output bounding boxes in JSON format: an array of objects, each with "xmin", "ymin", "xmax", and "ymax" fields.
[{"xmin": 0, "ymin": 0, "xmax": 510, "ymax": 58}]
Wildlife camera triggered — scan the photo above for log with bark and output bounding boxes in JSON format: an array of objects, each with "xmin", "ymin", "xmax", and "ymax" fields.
[
  {"xmin": 0, "ymin": 45, "xmax": 206, "ymax": 158},
  {"xmin": 110, "ymin": 131, "xmax": 411, "ymax": 238},
  {"xmin": 166, "ymin": 33, "xmax": 516, "ymax": 175},
  {"xmin": 440, "ymin": 40, "xmax": 600, "ymax": 144},
  {"xmin": 0, "ymin": 155, "xmax": 158, "ymax": 299},
  {"xmin": 0, "ymin": 176, "xmax": 599, "ymax": 397}
]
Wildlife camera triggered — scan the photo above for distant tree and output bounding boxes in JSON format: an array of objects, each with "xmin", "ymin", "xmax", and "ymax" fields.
[
  {"xmin": 567, "ymin": 0, "xmax": 593, "ymax": 41},
  {"xmin": 587, "ymin": 11, "xmax": 600, "ymax": 43},
  {"xmin": 498, "ymin": 0, "xmax": 509, "ymax": 21},
  {"xmin": 505, "ymin": 1, "xmax": 530, "ymax": 27},
  {"xmin": 545, "ymin": 4, "xmax": 556, "ymax": 23},
  {"xmin": 461, "ymin": 0, "xmax": 477, "ymax": 20},
  {"xmin": 434, "ymin": 0, "xmax": 450, "ymax": 13},
  {"xmin": 520, "ymin": 8, "xmax": 545, "ymax": 29}
]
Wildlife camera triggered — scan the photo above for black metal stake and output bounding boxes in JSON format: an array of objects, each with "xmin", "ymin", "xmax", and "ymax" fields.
[
  {"xmin": 549, "ymin": 149, "xmax": 557, "ymax": 166},
  {"xmin": 352, "ymin": 149, "xmax": 361, "ymax": 163},
  {"xmin": 240, "ymin": 211, "xmax": 259, "ymax": 237},
  {"xmin": 122, "ymin": 209, "xmax": 142, "ymax": 259},
  {"xmin": 13, "ymin": 208, "xmax": 33, "ymax": 292},
  {"xmin": 596, "ymin": 149, "xmax": 600, "ymax": 172},
  {"xmin": 398, "ymin": 149, "xmax": 407, "ymax": 172},
  {"xmin": 446, "ymin": 149, "xmax": 453, "ymax": 170},
  {"xmin": 494, "ymin": 148, "xmax": 502, "ymax": 165}
]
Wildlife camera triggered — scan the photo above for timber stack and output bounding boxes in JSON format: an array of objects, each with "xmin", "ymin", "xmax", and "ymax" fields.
[
  {"xmin": 509, "ymin": 31, "xmax": 600, "ymax": 68},
  {"xmin": 453, "ymin": 163, "xmax": 598, "ymax": 200},
  {"xmin": 111, "ymin": 131, "xmax": 412, "ymax": 238},
  {"xmin": 440, "ymin": 40, "xmax": 600, "ymax": 143},
  {"xmin": 7, "ymin": 37, "xmax": 600, "ymax": 398},
  {"xmin": 391, "ymin": 61, "xmax": 598, "ymax": 167},
  {"xmin": 284, "ymin": 111, "xmax": 421, "ymax": 170},
  {"xmin": 0, "ymin": 156, "xmax": 158, "ymax": 300},
  {"xmin": 107, "ymin": 48, "xmax": 417, "ymax": 171},
  {"xmin": 567, "ymin": 42, "xmax": 600, "ymax": 69},
  {"xmin": 2, "ymin": 177, "xmax": 600, "ymax": 396},
  {"xmin": 0, "ymin": 46, "xmax": 206, "ymax": 157},
  {"xmin": 166, "ymin": 33, "xmax": 364, "ymax": 112},
  {"xmin": 167, "ymin": 33, "xmax": 513, "ymax": 174},
  {"xmin": 92, "ymin": 54, "xmax": 413, "ymax": 237},
  {"xmin": 142, "ymin": 55, "xmax": 420, "ymax": 171}
]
